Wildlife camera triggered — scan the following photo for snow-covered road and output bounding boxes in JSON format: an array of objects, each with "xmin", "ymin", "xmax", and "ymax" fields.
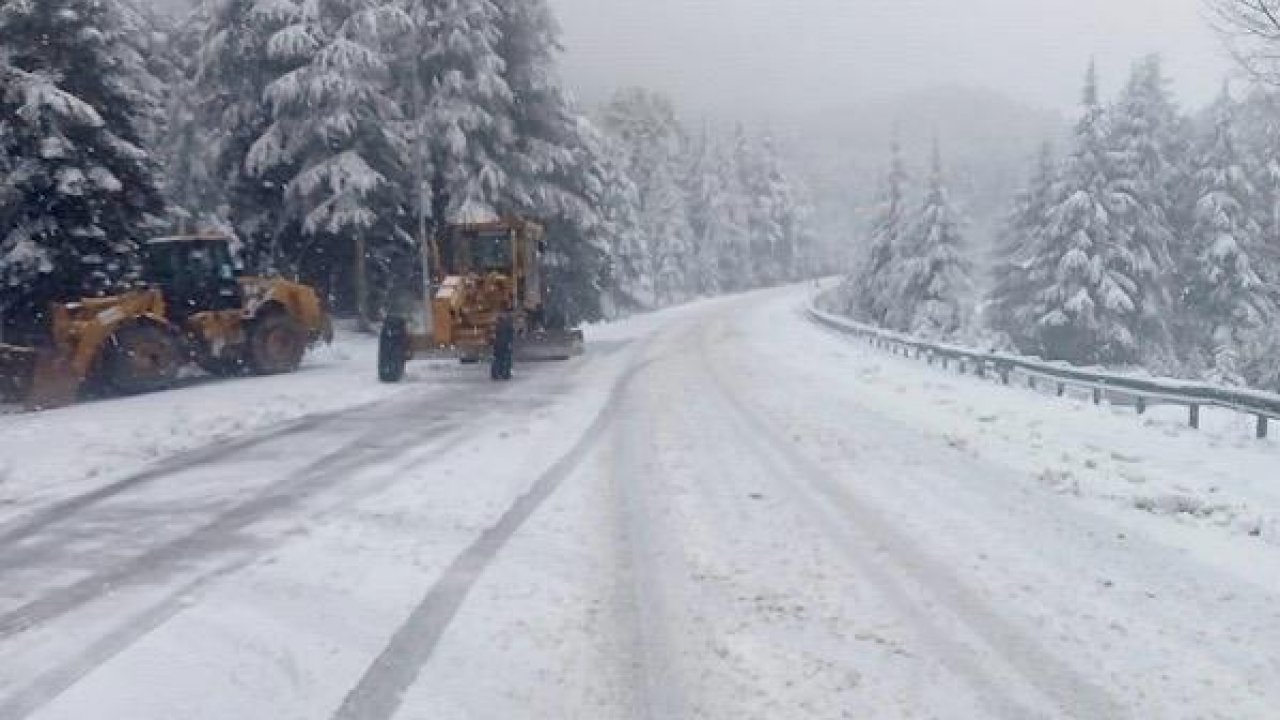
[{"xmin": 2, "ymin": 287, "xmax": 1279, "ymax": 719}]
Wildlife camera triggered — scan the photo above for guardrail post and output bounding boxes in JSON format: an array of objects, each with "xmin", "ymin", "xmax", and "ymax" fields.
[
  {"xmin": 958, "ymin": 360, "xmax": 966, "ymax": 375},
  {"xmin": 1000, "ymin": 366, "xmax": 1010, "ymax": 385},
  {"xmin": 942, "ymin": 357, "xmax": 949, "ymax": 370},
  {"xmin": 1057, "ymin": 383, "xmax": 1065, "ymax": 397},
  {"xmin": 1258, "ymin": 415, "xmax": 1269, "ymax": 440},
  {"xmin": 1190, "ymin": 404, "xmax": 1200, "ymax": 430},
  {"xmin": 1136, "ymin": 397, "xmax": 1147, "ymax": 415},
  {"xmin": 1093, "ymin": 387, "xmax": 1103, "ymax": 405},
  {"xmin": 1028, "ymin": 376, "xmax": 1037, "ymax": 390},
  {"xmin": 976, "ymin": 361, "xmax": 986, "ymax": 379}
]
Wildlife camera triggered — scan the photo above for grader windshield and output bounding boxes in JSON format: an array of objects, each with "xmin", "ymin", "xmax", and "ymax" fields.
[{"xmin": 442, "ymin": 229, "xmax": 514, "ymax": 276}]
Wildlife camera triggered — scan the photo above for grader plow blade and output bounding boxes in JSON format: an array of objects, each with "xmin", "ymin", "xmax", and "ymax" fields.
[{"xmin": 515, "ymin": 328, "xmax": 586, "ymax": 362}]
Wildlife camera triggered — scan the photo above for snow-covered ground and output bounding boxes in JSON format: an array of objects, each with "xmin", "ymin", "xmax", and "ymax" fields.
[
  {"xmin": 1, "ymin": 287, "xmax": 1278, "ymax": 719},
  {"xmin": 0, "ymin": 328, "xmax": 404, "ymax": 524}
]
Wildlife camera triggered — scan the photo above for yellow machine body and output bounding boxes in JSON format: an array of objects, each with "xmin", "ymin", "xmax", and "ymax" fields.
[{"xmin": 0, "ymin": 236, "xmax": 332, "ymax": 410}]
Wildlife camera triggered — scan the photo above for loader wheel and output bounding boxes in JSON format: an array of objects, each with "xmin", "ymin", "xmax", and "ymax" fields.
[
  {"xmin": 249, "ymin": 312, "xmax": 307, "ymax": 375},
  {"xmin": 491, "ymin": 314, "xmax": 515, "ymax": 381},
  {"xmin": 196, "ymin": 354, "xmax": 245, "ymax": 378},
  {"xmin": 105, "ymin": 324, "xmax": 181, "ymax": 396},
  {"xmin": 379, "ymin": 317, "xmax": 409, "ymax": 383}
]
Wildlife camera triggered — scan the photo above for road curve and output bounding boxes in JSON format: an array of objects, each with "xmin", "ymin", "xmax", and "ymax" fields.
[{"xmin": 3, "ymin": 287, "xmax": 1279, "ymax": 720}]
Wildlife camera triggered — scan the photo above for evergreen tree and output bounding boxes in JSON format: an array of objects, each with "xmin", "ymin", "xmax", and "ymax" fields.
[
  {"xmin": 1106, "ymin": 55, "xmax": 1183, "ymax": 364},
  {"xmin": 193, "ymin": 0, "xmax": 308, "ymax": 269},
  {"xmin": 846, "ymin": 135, "xmax": 909, "ymax": 325},
  {"xmin": 0, "ymin": 0, "xmax": 166, "ymax": 331},
  {"xmin": 249, "ymin": 0, "xmax": 412, "ymax": 322},
  {"xmin": 1024, "ymin": 63, "xmax": 1137, "ymax": 364},
  {"xmin": 988, "ymin": 141, "xmax": 1058, "ymax": 348},
  {"xmin": 600, "ymin": 88, "xmax": 693, "ymax": 307},
  {"xmin": 888, "ymin": 139, "xmax": 972, "ymax": 339},
  {"xmin": 747, "ymin": 131, "xmax": 803, "ymax": 285},
  {"xmin": 1184, "ymin": 86, "xmax": 1273, "ymax": 384},
  {"xmin": 710, "ymin": 131, "xmax": 752, "ymax": 293},
  {"xmin": 496, "ymin": 0, "xmax": 611, "ymax": 323},
  {"xmin": 683, "ymin": 123, "xmax": 726, "ymax": 296}
]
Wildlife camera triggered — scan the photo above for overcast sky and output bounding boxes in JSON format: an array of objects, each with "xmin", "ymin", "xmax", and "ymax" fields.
[{"xmin": 548, "ymin": 0, "xmax": 1236, "ymax": 117}]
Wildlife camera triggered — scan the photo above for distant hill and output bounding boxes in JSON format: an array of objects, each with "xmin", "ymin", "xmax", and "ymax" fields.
[{"xmin": 780, "ymin": 85, "xmax": 1065, "ymax": 272}]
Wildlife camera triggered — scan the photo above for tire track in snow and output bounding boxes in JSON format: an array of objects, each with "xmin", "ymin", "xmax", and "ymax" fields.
[
  {"xmin": 329, "ymin": 357, "xmax": 655, "ymax": 720},
  {"xmin": 0, "ymin": 409, "xmax": 460, "ymax": 641},
  {"xmin": 606, "ymin": 331, "xmax": 701, "ymax": 720},
  {"xmin": 695, "ymin": 317, "xmax": 1130, "ymax": 720}
]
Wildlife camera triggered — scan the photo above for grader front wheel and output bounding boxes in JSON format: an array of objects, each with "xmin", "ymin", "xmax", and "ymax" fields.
[{"xmin": 491, "ymin": 314, "xmax": 515, "ymax": 381}]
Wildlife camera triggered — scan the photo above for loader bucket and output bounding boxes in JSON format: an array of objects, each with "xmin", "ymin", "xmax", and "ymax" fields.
[
  {"xmin": 515, "ymin": 328, "xmax": 586, "ymax": 362},
  {"xmin": 0, "ymin": 344, "xmax": 37, "ymax": 404},
  {"xmin": 0, "ymin": 345, "xmax": 80, "ymax": 410}
]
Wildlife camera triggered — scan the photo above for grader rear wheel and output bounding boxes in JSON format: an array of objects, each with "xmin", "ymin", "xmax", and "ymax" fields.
[
  {"xmin": 378, "ymin": 317, "xmax": 409, "ymax": 383},
  {"xmin": 104, "ymin": 324, "xmax": 181, "ymax": 395}
]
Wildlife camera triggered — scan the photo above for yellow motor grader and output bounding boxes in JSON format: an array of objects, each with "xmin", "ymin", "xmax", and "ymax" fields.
[
  {"xmin": 0, "ymin": 235, "xmax": 332, "ymax": 409},
  {"xmin": 377, "ymin": 217, "xmax": 585, "ymax": 383}
]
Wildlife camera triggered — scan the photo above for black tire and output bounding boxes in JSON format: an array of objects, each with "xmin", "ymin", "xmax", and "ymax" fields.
[
  {"xmin": 491, "ymin": 314, "xmax": 515, "ymax": 381},
  {"xmin": 379, "ymin": 317, "xmax": 409, "ymax": 383},
  {"xmin": 249, "ymin": 312, "xmax": 307, "ymax": 375},
  {"xmin": 196, "ymin": 353, "xmax": 245, "ymax": 378},
  {"xmin": 104, "ymin": 323, "xmax": 181, "ymax": 395}
]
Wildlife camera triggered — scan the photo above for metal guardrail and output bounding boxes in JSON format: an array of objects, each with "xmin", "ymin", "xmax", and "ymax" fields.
[{"xmin": 806, "ymin": 302, "xmax": 1280, "ymax": 440}]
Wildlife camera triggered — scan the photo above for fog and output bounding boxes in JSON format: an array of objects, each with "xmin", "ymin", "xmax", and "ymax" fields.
[{"xmin": 549, "ymin": 0, "xmax": 1234, "ymax": 117}]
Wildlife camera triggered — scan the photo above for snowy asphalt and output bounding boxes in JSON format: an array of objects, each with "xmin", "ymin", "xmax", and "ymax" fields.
[{"xmin": 1, "ymin": 287, "xmax": 1279, "ymax": 719}]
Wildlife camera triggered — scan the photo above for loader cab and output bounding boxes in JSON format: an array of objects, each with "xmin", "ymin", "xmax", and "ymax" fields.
[{"xmin": 144, "ymin": 236, "xmax": 243, "ymax": 318}]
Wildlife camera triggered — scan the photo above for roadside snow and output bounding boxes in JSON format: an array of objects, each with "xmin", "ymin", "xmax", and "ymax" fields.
[
  {"xmin": 790, "ymin": 299, "xmax": 1280, "ymax": 551},
  {"xmin": 0, "ymin": 329, "xmax": 402, "ymax": 523}
]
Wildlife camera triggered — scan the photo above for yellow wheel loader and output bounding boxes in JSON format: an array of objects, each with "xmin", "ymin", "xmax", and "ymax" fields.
[
  {"xmin": 0, "ymin": 235, "xmax": 332, "ymax": 409},
  {"xmin": 377, "ymin": 217, "xmax": 585, "ymax": 383}
]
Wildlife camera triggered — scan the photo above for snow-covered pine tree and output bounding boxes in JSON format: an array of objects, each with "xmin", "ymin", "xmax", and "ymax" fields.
[
  {"xmin": 194, "ymin": 0, "xmax": 308, "ymax": 269},
  {"xmin": 682, "ymin": 123, "xmax": 726, "ymax": 296},
  {"xmin": 1237, "ymin": 87, "xmax": 1280, "ymax": 291},
  {"xmin": 1183, "ymin": 85, "xmax": 1273, "ymax": 384},
  {"xmin": 748, "ymin": 131, "xmax": 802, "ymax": 285},
  {"xmin": 0, "ymin": 0, "xmax": 166, "ymax": 334},
  {"xmin": 732, "ymin": 126, "xmax": 782, "ymax": 287},
  {"xmin": 600, "ymin": 88, "xmax": 694, "ymax": 308},
  {"xmin": 399, "ymin": 0, "xmax": 510, "ymax": 230},
  {"xmin": 152, "ymin": 2, "xmax": 214, "ymax": 226},
  {"xmin": 711, "ymin": 130, "xmax": 752, "ymax": 293},
  {"xmin": 1024, "ymin": 63, "xmax": 1135, "ymax": 365},
  {"xmin": 845, "ymin": 134, "xmax": 909, "ymax": 325},
  {"xmin": 888, "ymin": 138, "xmax": 972, "ymax": 339},
  {"xmin": 584, "ymin": 120, "xmax": 645, "ymax": 316},
  {"xmin": 1236, "ymin": 86, "xmax": 1280, "ymax": 387},
  {"xmin": 1106, "ymin": 55, "xmax": 1184, "ymax": 365},
  {"xmin": 495, "ymin": 0, "xmax": 612, "ymax": 323},
  {"xmin": 250, "ymin": 0, "xmax": 412, "ymax": 323},
  {"xmin": 987, "ymin": 141, "xmax": 1058, "ymax": 349}
]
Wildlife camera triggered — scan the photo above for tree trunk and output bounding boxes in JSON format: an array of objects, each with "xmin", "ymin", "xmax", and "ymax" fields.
[{"xmin": 355, "ymin": 233, "xmax": 372, "ymax": 334}]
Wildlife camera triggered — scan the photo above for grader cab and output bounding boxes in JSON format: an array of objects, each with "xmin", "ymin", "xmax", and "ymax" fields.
[
  {"xmin": 0, "ymin": 235, "xmax": 332, "ymax": 409},
  {"xmin": 377, "ymin": 218, "xmax": 584, "ymax": 383}
]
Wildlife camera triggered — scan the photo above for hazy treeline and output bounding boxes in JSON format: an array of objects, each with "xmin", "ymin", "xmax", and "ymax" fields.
[
  {"xmin": 598, "ymin": 88, "xmax": 819, "ymax": 313},
  {"xmin": 836, "ymin": 56, "xmax": 1280, "ymax": 390},
  {"xmin": 0, "ymin": 0, "xmax": 817, "ymax": 331}
]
